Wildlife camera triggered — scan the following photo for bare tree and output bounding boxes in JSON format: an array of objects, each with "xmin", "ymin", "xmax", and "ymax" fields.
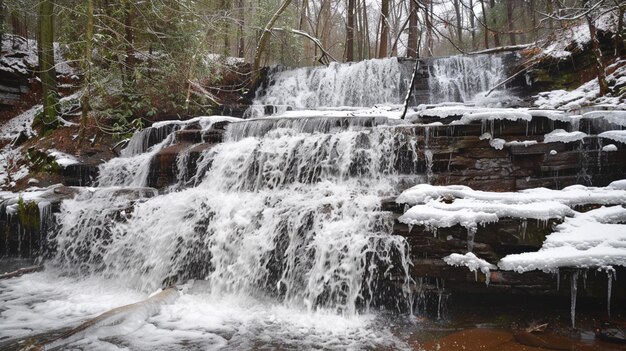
[
  {"xmin": 346, "ymin": 0, "xmax": 355, "ymax": 61},
  {"xmin": 378, "ymin": 0, "xmax": 390, "ymax": 58},
  {"xmin": 252, "ymin": 0, "xmax": 293, "ymax": 85}
]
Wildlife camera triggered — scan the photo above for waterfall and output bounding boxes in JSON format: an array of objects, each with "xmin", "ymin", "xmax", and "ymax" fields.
[
  {"xmin": 49, "ymin": 121, "xmax": 416, "ymax": 315},
  {"xmin": 249, "ymin": 54, "xmax": 507, "ymax": 116},
  {"xmin": 428, "ymin": 54, "xmax": 506, "ymax": 103},
  {"xmin": 249, "ymin": 58, "xmax": 411, "ymax": 116}
]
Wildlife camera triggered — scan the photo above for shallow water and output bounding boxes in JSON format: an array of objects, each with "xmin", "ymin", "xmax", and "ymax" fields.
[
  {"xmin": 0, "ymin": 271, "xmax": 411, "ymax": 350},
  {"xmin": 2, "ymin": 271, "xmax": 624, "ymax": 350}
]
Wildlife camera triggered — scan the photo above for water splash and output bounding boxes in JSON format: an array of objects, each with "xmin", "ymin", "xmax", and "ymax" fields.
[{"xmin": 51, "ymin": 125, "xmax": 417, "ymax": 315}]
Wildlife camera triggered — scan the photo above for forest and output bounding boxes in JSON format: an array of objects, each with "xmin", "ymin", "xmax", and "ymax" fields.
[{"xmin": 1, "ymin": 0, "xmax": 623, "ymax": 137}]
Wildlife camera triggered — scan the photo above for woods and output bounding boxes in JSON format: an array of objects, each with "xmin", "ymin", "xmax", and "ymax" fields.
[{"xmin": 0, "ymin": 0, "xmax": 624, "ymax": 137}]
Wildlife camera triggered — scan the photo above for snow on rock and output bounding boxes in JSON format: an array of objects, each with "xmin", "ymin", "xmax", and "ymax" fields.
[
  {"xmin": 599, "ymin": 130, "xmax": 626, "ymax": 144},
  {"xmin": 543, "ymin": 129, "xmax": 587, "ymax": 143},
  {"xmin": 534, "ymin": 61, "xmax": 626, "ymax": 111},
  {"xmin": 527, "ymin": 109, "xmax": 570, "ymax": 122},
  {"xmin": 48, "ymin": 149, "xmax": 79, "ymax": 167},
  {"xmin": 399, "ymin": 204, "xmax": 498, "ymax": 230},
  {"xmin": 608, "ymin": 179, "xmax": 626, "ymax": 190},
  {"xmin": 151, "ymin": 115, "xmax": 243, "ymax": 130},
  {"xmin": 488, "ymin": 138, "xmax": 537, "ymax": 150},
  {"xmin": 444, "ymin": 253, "xmax": 497, "ymax": 285},
  {"xmin": 396, "ymin": 183, "xmax": 626, "ymax": 207},
  {"xmin": 602, "ymin": 144, "xmax": 618, "ymax": 152},
  {"xmin": 398, "ymin": 198, "xmax": 573, "ymax": 230},
  {"xmin": 0, "ymin": 105, "xmax": 41, "ymax": 141},
  {"xmin": 498, "ymin": 206, "xmax": 626, "ymax": 273},
  {"xmin": 582, "ymin": 111, "xmax": 626, "ymax": 127},
  {"xmin": 489, "ymin": 138, "xmax": 506, "ymax": 150}
]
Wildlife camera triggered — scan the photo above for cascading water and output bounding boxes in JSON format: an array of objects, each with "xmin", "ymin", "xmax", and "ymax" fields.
[
  {"xmin": 248, "ymin": 58, "xmax": 411, "ymax": 116},
  {"xmin": 428, "ymin": 54, "xmax": 506, "ymax": 103},
  {"xmin": 249, "ymin": 54, "xmax": 507, "ymax": 117},
  {"xmin": 52, "ymin": 123, "xmax": 415, "ymax": 312},
  {"xmin": 10, "ymin": 117, "xmax": 424, "ymax": 349}
]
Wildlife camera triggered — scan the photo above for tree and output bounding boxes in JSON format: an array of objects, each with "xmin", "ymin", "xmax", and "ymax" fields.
[
  {"xmin": 506, "ymin": 0, "xmax": 516, "ymax": 45},
  {"xmin": 252, "ymin": 0, "xmax": 293, "ymax": 85},
  {"xmin": 38, "ymin": 0, "xmax": 58, "ymax": 131},
  {"xmin": 346, "ymin": 0, "xmax": 355, "ymax": 61},
  {"xmin": 378, "ymin": 0, "xmax": 389, "ymax": 58},
  {"xmin": 79, "ymin": 0, "xmax": 93, "ymax": 141},
  {"xmin": 406, "ymin": 0, "xmax": 419, "ymax": 58}
]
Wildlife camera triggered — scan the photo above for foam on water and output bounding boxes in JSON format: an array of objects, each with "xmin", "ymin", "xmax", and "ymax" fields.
[{"xmin": 0, "ymin": 273, "xmax": 409, "ymax": 350}]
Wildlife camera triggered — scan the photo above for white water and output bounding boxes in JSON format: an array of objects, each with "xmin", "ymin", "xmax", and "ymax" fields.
[
  {"xmin": 249, "ymin": 55, "xmax": 507, "ymax": 117},
  {"xmin": 249, "ymin": 58, "xmax": 407, "ymax": 116},
  {"xmin": 1, "ymin": 120, "xmax": 420, "ymax": 349},
  {"xmin": 429, "ymin": 55, "xmax": 506, "ymax": 103}
]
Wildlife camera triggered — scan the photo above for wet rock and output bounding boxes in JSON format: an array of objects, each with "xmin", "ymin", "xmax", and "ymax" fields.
[{"xmin": 419, "ymin": 329, "xmax": 546, "ymax": 351}]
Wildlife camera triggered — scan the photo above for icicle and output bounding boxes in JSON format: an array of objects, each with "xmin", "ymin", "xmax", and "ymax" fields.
[
  {"xmin": 607, "ymin": 268, "xmax": 614, "ymax": 318},
  {"xmin": 520, "ymin": 219, "xmax": 527, "ymax": 240},
  {"xmin": 582, "ymin": 270, "xmax": 587, "ymax": 290},
  {"xmin": 556, "ymin": 269, "xmax": 560, "ymax": 291},
  {"xmin": 436, "ymin": 278, "xmax": 446, "ymax": 321},
  {"xmin": 466, "ymin": 227, "xmax": 476, "ymax": 252},
  {"xmin": 570, "ymin": 270, "xmax": 579, "ymax": 329}
]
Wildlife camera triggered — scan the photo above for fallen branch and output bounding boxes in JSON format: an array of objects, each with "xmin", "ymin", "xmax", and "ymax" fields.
[
  {"xmin": 35, "ymin": 288, "xmax": 180, "ymax": 350},
  {"xmin": 0, "ymin": 265, "xmax": 43, "ymax": 280},
  {"xmin": 401, "ymin": 59, "xmax": 421, "ymax": 120},
  {"xmin": 468, "ymin": 44, "xmax": 534, "ymax": 55},
  {"xmin": 485, "ymin": 58, "xmax": 538, "ymax": 97},
  {"xmin": 272, "ymin": 27, "xmax": 337, "ymax": 65}
]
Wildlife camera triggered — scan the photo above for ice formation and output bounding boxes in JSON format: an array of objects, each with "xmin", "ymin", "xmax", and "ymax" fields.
[{"xmin": 443, "ymin": 253, "xmax": 497, "ymax": 285}]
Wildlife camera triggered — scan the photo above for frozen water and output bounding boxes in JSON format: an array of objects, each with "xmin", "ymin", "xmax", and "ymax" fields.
[{"xmin": 444, "ymin": 253, "xmax": 496, "ymax": 285}]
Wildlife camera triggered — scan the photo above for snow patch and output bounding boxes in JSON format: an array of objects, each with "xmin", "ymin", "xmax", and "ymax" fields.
[
  {"xmin": 543, "ymin": 129, "xmax": 587, "ymax": 143},
  {"xmin": 444, "ymin": 253, "xmax": 497, "ymax": 285}
]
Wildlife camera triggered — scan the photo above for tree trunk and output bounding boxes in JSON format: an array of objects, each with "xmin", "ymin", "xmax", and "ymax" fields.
[
  {"xmin": 221, "ymin": 0, "xmax": 230, "ymax": 56},
  {"xmin": 586, "ymin": 9, "xmax": 609, "ymax": 96},
  {"xmin": 454, "ymin": 0, "xmax": 462, "ymax": 43},
  {"xmin": 363, "ymin": 0, "xmax": 371, "ymax": 58},
  {"xmin": 424, "ymin": 0, "xmax": 433, "ymax": 57},
  {"xmin": 529, "ymin": 0, "xmax": 538, "ymax": 42},
  {"xmin": 615, "ymin": 5, "xmax": 624, "ymax": 57},
  {"xmin": 123, "ymin": 0, "xmax": 134, "ymax": 88},
  {"xmin": 469, "ymin": 0, "xmax": 476, "ymax": 49},
  {"xmin": 252, "ymin": 0, "xmax": 293, "ymax": 85},
  {"xmin": 0, "ymin": 0, "xmax": 3, "ymax": 40},
  {"xmin": 38, "ymin": 0, "xmax": 57, "ymax": 131},
  {"xmin": 407, "ymin": 0, "xmax": 419, "ymax": 58},
  {"xmin": 238, "ymin": 0, "xmax": 245, "ymax": 58},
  {"xmin": 506, "ymin": 0, "xmax": 516, "ymax": 45},
  {"xmin": 80, "ymin": 0, "xmax": 94, "ymax": 142},
  {"xmin": 480, "ymin": 0, "xmax": 489, "ymax": 49},
  {"xmin": 346, "ymin": 0, "xmax": 355, "ymax": 61},
  {"xmin": 489, "ymin": 0, "xmax": 500, "ymax": 47},
  {"xmin": 378, "ymin": 0, "xmax": 389, "ymax": 58}
]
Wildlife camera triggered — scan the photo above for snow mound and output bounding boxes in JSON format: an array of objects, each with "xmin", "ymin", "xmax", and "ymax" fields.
[
  {"xmin": 543, "ymin": 129, "xmax": 587, "ymax": 143},
  {"xmin": 396, "ymin": 183, "xmax": 626, "ymax": 207},
  {"xmin": 535, "ymin": 61, "xmax": 626, "ymax": 110},
  {"xmin": 499, "ymin": 206, "xmax": 626, "ymax": 273},
  {"xmin": 599, "ymin": 130, "xmax": 626, "ymax": 144},
  {"xmin": 444, "ymin": 253, "xmax": 497, "ymax": 285}
]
